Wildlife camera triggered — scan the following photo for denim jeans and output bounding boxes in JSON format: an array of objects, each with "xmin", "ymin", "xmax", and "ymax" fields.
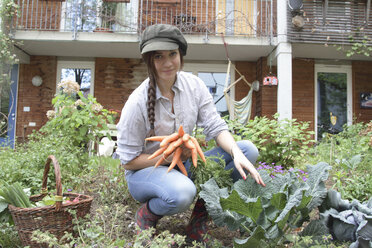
[{"xmin": 125, "ymin": 140, "xmax": 259, "ymax": 216}]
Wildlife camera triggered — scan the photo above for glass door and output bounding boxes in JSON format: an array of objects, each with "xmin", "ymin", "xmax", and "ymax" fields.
[
  {"xmin": 315, "ymin": 64, "xmax": 352, "ymax": 140},
  {"xmin": 0, "ymin": 64, "xmax": 18, "ymax": 148}
]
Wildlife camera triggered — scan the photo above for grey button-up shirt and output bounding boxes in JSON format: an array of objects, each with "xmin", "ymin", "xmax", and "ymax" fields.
[{"xmin": 115, "ymin": 71, "xmax": 228, "ymax": 165}]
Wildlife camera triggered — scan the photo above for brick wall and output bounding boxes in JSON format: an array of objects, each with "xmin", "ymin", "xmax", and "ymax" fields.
[
  {"xmin": 256, "ymin": 57, "xmax": 277, "ymax": 118},
  {"xmin": 234, "ymin": 61, "xmax": 257, "ymax": 119},
  {"xmin": 17, "ymin": 56, "xmax": 57, "ymax": 139},
  {"xmin": 352, "ymin": 61, "xmax": 372, "ymax": 123},
  {"xmin": 292, "ymin": 58, "xmax": 315, "ymax": 131},
  {"xmin": 94, "ymin": 57, "xmax": 147, "ymax": 116}
]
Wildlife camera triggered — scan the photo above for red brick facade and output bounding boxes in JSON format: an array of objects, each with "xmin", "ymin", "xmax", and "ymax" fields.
[{"xmin": 15, "ymin": 56, "xmax": 371, "ymax": 140}]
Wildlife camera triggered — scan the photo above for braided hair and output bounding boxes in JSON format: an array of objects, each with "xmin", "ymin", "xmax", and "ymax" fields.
[{"xmin": 142, "ymin": 50, "xmax": 184, "ymax": 138}]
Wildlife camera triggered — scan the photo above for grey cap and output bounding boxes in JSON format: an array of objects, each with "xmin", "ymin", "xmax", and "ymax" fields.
[{"xmin": 140, "ymin": 24, "xmax": 187, "ymax": 55}]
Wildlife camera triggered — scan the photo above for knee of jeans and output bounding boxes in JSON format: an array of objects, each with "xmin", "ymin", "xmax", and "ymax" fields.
[
  {"xmin": 170, "ymin": 184, "xmax": 196, "ymax": 213},
  {"xmin": 237, "ymin": 140, "xmax": 259, "ymax": 163}
]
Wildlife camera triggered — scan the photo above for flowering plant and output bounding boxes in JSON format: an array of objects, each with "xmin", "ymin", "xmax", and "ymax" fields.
[
  {"xmin": 108, "ymin": 109, "xmax": 120, "ymax": 124},
  {"xmin": 42, "ymin": 79, "xmax": 112, "ymax": 148}
]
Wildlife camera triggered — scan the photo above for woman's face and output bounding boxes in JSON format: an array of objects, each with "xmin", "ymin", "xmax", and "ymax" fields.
[{"xmin": 153, "ymin": 49, "xmax": 181, "ymax": 85}]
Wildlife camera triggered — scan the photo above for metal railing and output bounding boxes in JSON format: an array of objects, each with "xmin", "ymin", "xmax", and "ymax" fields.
[
  {"xmin": 12, "ymin": 0, "xmax": 276, "ymax": 38},
  {"xmin": 287, "ymin": 0, "xmax": 372, "ymax": 47}
]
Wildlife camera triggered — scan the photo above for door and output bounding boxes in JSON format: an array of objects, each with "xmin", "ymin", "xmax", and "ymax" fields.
[
  {"xmin": 184, "ymin": 63, "xmax": 232, "ymax": 117},
  {"xmin": 0, "ymin": 64, "xmax": 18, "ymax": 148},
  {"xmin": 315, "ymin": 64, "xmax": 352, "ymax": 140}
]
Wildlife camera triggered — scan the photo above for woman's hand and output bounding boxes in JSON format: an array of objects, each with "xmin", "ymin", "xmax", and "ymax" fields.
[{"xmin": 231, "ymin": 146, "xmax": 266, "ymax": 187}]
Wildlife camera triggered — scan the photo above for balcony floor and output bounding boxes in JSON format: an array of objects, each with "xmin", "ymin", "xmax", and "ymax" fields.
[{"xmin": 14, "ymin": 31, "xmax": 275, "ymax": 62}]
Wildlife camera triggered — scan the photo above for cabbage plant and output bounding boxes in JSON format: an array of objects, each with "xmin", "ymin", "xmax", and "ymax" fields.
[{"xmin": 199, "ymin": 162, "xmax": 332, "ymax": 247}]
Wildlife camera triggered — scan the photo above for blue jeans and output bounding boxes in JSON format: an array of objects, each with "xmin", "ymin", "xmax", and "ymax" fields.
[{"xmin": 125, "ymin": 140, "xmax": 258, "ymax": 216}]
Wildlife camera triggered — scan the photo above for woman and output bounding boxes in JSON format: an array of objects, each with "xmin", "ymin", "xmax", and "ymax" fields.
[{"xmin": 115, "ymin": 24, "xmax": 265, "ymax": 244}]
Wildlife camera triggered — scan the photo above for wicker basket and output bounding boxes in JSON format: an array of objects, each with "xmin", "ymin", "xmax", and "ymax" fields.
[{"xmin": 8, "ymin": 155, "xmax": 93, "ymax": 248}]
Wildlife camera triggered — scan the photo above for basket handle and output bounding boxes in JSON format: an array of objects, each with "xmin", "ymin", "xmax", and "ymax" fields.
[{"xmin": 41, "ymin": 155, "xmax": 63, "ymax": 211}]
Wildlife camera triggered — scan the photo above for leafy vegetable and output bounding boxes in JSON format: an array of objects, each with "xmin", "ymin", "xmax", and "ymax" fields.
[
  {"xmin": 199, "ymin": 162, "xmax": 332, "ymax": 247},
  {"xmin": 318, "ymin": 189, "xmax": 372, "ymax": 248}
]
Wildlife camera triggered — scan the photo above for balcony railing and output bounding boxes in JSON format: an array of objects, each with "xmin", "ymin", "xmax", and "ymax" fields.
[
  {"xmin": 12, "ymin": 0, "xmax": 276, "ymax": 38},
  {"xmin": 287, "ymin": 0, "xmax": 372, "ymax": 47}
]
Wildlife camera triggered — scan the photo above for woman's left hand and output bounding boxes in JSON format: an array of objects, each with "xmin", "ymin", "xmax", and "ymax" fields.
[{"xmin": 232, "ymin": 148, "xmax": 266, "ymax": 187}]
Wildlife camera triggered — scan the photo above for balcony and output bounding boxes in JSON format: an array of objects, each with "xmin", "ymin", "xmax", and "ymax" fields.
[
  {"xmin": 287, "ymin": 0, "xmax": 372, "ymax": 46},
  {"xmin": 12, "ymin": 0, "xmax": 276, "ymax": 37},
  {"xmin": 10, "ymin": 0, "xmax": 277, "ymax": 61}
]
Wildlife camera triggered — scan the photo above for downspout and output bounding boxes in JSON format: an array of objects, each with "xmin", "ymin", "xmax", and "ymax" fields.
[{"xmin": 276, "ymin": 0, "xmax": 292, "ymax": 120}]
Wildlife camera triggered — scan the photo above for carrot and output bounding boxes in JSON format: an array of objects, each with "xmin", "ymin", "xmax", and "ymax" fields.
[
  {"xmin": 163, "ymin": 139, "xmax": 181, "ymax": 157},
  {"xmin": 147, "ymin": 146, "xmax": 167, "ymax": 160},
  {"xmin": 145, "ymin": 136, "xmax": 167, "ymax": 142},
  {"xmin": 176, "ymin": 159, "xmax": 188, "ymax": 177},
  {"xmin": 182, "ymin": 133, "xmax": 190, "ymax": 142},
  {"xmin": 190, "ymin": 136, "xmax": 206, "ymax": 163},
  {"xmin": 172, "ymin": 137, "xmax": 184, "ymax": 148},
  {"xmin": 178, "ymin": 125, "xmax": 185, "ymax": 137},
  {"xmin": 184, "ymin": 139, "xmax": 196, "ymax": 150},
  {"xmin": 191, "ymin": 148, "xmax": 198, "ymax": 168},
  {"xmin": 167, "ymin": 147, "xmax": 182, "ymax": 173},
  {"xmin": 160, "ymin": 132, "xmax": 179, "ymax": 147},
  {"xmin": 154, "ymin": 156, "xmax": 165, "ymax": 168}
]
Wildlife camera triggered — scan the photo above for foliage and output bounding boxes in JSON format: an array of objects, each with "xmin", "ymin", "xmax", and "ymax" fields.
[
  {"xmin": 307, "ymin": 121, "xmax": 372, "ymax": 201},
  {"xmin": 41, "ymin": 79, "xmax": 113, "ymax": 148},
  {"xmin": 0, "ymin": 132, "xmax": 89, "ymax": 195},
  {"xmin": 317, "ymin": 190, "xmax": 372, "ymax": 248},
  {"xmin": 190, "ymin": 156, "xmax": 233, "ymax": 194},
  {"xmin": 199, "ymin": 162, "xmax": 331, "ymax": 247},
  {"xmin": 225, "ymin": 114, "xmax": 315, "ymax": 169},
  {"xmin": 0, "ymin": 0, "xmax": 19, "ymax": 95},
  {"xmin": 0, "ymin": 223, "xmax": 22, "ymax": 248},
  {"xmin": 336, "ymin": 28, "xmax": 372, "ymax": 57}
]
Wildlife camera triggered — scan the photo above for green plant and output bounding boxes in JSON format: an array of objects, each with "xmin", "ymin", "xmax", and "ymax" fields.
[
  {"xmin": 199, "ymin": 162, "xmax": 331, "ymax": 247},
  {"xmin": 335, "ymin": 28, "xmax": 372, "ymax": 57},
  {"xmin": 0, "ymin": 223, "xmax": 22, "ymax": 248},
  {"xmin": 226, "ymin": 114, "xmax": 315, "ymax": 169},
  {"xmin": 41, "ymin": 79, "xmax": 113, "ymax": 148},
  {"xmin": 0, "ymin": 0, "xmax": 19, "ymax": 98}
]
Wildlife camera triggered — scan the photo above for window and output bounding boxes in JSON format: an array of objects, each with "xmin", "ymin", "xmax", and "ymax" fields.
[{"xmin": 57, "ymin": 61, "xmax": 95, "ymax": 96}]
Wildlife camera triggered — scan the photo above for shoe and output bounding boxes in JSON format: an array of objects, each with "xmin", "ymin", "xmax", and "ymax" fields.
[
  {"xmin": 185, "ymin": 198, "xmax": 210, "ymax": 245},
  {"xmin": 135, "ymin": 201, "xmax": 162, "ymax": 231}
]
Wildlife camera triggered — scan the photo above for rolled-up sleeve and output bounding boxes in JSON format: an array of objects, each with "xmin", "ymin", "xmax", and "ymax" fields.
[{"xmin": 115, "ymin": 93, "xmax": 147, "ymax": 165}]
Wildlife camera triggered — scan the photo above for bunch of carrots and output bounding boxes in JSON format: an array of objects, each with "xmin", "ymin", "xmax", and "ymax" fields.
[{"xmin": 145, "ymin": 125, "xmax": 206, "ymax": 176}]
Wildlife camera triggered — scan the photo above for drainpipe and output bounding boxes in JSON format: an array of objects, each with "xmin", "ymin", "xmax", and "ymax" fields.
[{"xmin": 276, "ymin": 0, "xmax": 292, "ymax": 120}]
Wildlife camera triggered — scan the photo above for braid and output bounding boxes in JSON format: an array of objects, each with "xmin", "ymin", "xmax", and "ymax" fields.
[{"xmin": 147, "ymin": 75, "xmax": 156, "ymax": 137}]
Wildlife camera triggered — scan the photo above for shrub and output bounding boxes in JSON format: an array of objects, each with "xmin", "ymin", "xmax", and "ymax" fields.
[{"xmin": 226, "ymin": 114, "xmax": 316, "ymax": 169}]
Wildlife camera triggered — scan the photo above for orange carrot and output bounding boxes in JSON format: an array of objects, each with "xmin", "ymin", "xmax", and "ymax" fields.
[
  {"xmin": 176, "ymin": 159, "xmax": 188, "ymax": 176},
  {"xmin": 182, "ymin": 133, "xmax": 190, "ymax": 142},
  {"xmin": 167, "ymin": 147, "xmax": 182, "ymax": 173},
  {"xmin": 190, "ymin": 137, "xmax": 206, "ymax": 163},
  {"xmin": 145, "ymin": 136, "xmax": 167, "ymax": 142},
  {"xmin": 154, "ymin": 156, "xmax": 165, "ymax": 168},
  {"xmin": 178, "ymin": 125, "xmax": 185, "ymax": 137},
  {"xmin": 160, "ymin": 132, "xmax": 179, "ymax": 147},
  {"xmin": 184, "ymin": 139, "xmax": 196, "ymax": 150},
  {"xmin": 172, "ymin": 137, "xmax": 184, "ymax": 148},
  {"xmin": 191, "ymin": 148, "xmax": 198, "ymax": 168},
  {"xmin": 163, "ymin": 139, "xmax": 181, "ymax": 157},
  {"xmin": 147, "ymin": 146, "xmax": 167, "ymax": 160}
]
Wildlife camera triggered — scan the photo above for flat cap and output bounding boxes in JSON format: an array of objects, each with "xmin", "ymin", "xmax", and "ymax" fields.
[{"xmin": 140, "ymin": 24, "xmax": 187, "ymax": 56}]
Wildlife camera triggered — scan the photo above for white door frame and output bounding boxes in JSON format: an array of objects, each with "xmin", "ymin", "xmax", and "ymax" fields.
[
  {"xmin": 314, "ymin": 64, "xmax": 352, "ymax": 140},
  {"xmin": 183, "ymin": 62, "xmax": 235, "ymax": 118},
  {"xmin": 56, "ymin": 61, "xmax": 95, "ymax": 95}
]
